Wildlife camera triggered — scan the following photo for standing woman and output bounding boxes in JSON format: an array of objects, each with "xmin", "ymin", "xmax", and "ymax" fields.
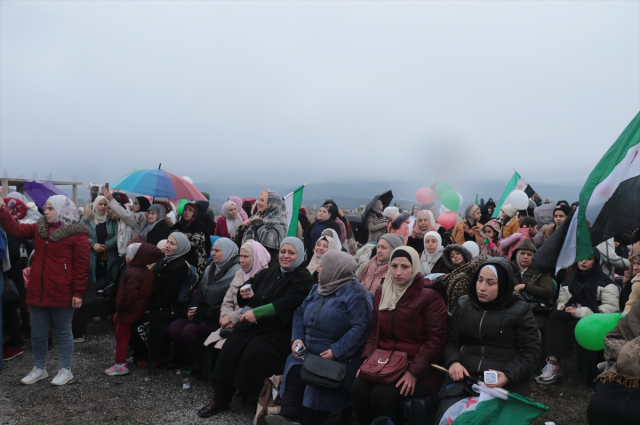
[
  {"xmin": 240, "ymin": 190, "xmax": 289, "ymax": 266},
  {"xmin": 451, "ymin": 205, "xmax": 482, "ymax": 245},
  {"xmin": 104, "ymin": 189, "xmax": 150, "ymax": 256},
  {"xmin": 81, "ymin": 196, "xmax": 119, "ymax": 282},
  {"xmin": 408, "ymin": 205, "xmax": 420, "ymax": 232},
  {"xmin": 356, "ymin": 234, "xmax": 404, "ymax": 292},
  {"xmin": 141, "ymin": 204, "xmax": 173, "ymax": 246},
  {"xmin": 228, "ymin": 196, "xmax": 249, "ymax": 221},
  {"xmin": 351, "ymin": 246, "xmax": 449, "ymax": 425},
  {"xmin": 303, "ymin": 205, "xmax": 342, "ymax": 260},
  {"xmin": 173, "ymin": 202, "xmax": 209, "ymax": 276},
  {"xmin": 0, "ymin": 195, "xmax": 90, "ymax": 386},
  {"xmin": 407, "ymin": 210, "xmax": 444, "ymax": 255},
  {"xmin": 366, "ymin": 200, "xmax": 388, "ymax": 243},
  {"xmin": 215, "ymin": 201, "xmax": 244, "ymax": 245}
]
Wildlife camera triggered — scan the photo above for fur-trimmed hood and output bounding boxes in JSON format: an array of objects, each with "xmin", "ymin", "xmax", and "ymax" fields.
[
  {"xmin": 391, "ymin": 211, "xmax": 410, "ymax": 230},
  {"xmin": 83, "ymin": 203, "xmax": 119, "ymax": 222},
  {"xmin": 443, "ymin": 244, "xmax": 473, "ymax": 270},
  {"xmin": 37, "ymin": 216, "xmax": 90, "ymax": 242}
]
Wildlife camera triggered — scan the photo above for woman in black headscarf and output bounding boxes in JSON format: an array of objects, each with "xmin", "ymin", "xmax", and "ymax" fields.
[{"xmin": 172, "ymin": 202, "xmax": 210, "ymax": 276}]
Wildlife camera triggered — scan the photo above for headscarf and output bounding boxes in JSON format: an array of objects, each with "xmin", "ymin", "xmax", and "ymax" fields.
[
  {"xmin": 242, "ymin": 190, "xmax": 288, "ymax": 249},
  {"xmin": 279, "ymin": 236, "xmax": 305, "ymax": 272},
  {"xmin": 378, "ymin": 234, "xmax": 405, "ymax": 261},
  {"xmin": 222, "ymin": 201, "xmax": 244, "ymax": 239},
  {"xmin": 307, "ymin": 234, "xmax": 339, "ymax": 274},
  {"xmin": 379, "ymin": 246, "xmax": 421, "ymax": 311},
  {"xmin": 420, "ymin": 231, "xmax": 444, "ymax": 275},
  {"xmin": 321, "ymin": 228, "xmax": 341, "ymax": 246},
  {"xmin": 141, "ymin": 204, "xmax": 167, "ymax": 238},
  {"xmin": 135, "ymin": 196, "xmax": 151, "ymax": 212},
  {"xmin": 212, "ymin": 237, "xmax": 239, "ymax": 271},
  {"xmin": 229, "ymin": 196, "xmax": 249, "ymax": 220},
  {"xmin": 6, "ymin": 191, "xmax": 28, "ymax": 204},
  {"xmin": 165, "ymin": 232, "xmax": 191, "ymax": 262},
  {"xmin": 92, "ymin": 196, "xmax": 109, "ymax": 226},
  {"xmin": 126, "ymin": 243, "xmax": 141, "ymax": 260},
  {"xmin": 412, "ymin": 210, "xmax": 439, "ymax": 238},
  {"xmin": 566, "ymin": 249, "xmax": 606, "ymax": 313},
  {"xmin": 465, "ymin": 205, "xmax": 479, "ymax": 225},
  {"xmin": 47, "ymin": 195, "xmax": 80, "ymax": 226},
  {"xmin": 318, "ymin": 251, "xmax": 357, "ymax": 296},
  {"xmin": 240, "ymin": 240, "xmax": 271, "ymax": 281},
  {"xmin": 468, "ymin": 259, "xmax": 520, "ymax": 310}
]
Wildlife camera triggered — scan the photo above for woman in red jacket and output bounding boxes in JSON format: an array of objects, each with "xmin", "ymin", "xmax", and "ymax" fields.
[
  {"xmin": 351, "ymin": 246, "xmax": 448, "ymax": 425},
  {"xmin": 0, "ymin": 195, "xmax": 90, "ymax": 386}
]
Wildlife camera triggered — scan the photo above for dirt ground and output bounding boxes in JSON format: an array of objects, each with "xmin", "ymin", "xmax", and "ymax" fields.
[{"xmin": 0, "ymin": 322, "xmax": 592, "ymax": 425}]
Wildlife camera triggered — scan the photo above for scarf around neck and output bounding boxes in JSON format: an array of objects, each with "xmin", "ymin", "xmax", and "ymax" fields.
[
  {"xmin": 92, "ymin": 196, "xmax": 109, "ymax": 226},
  {"xmin": 379, "ymin": 246, "xmax": 421, "ymax": 311}
]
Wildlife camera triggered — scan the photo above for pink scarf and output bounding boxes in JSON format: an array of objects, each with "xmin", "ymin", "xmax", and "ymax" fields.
[
  {"xmin": 241, "ymin": 240, "xmax": 272, "ymax": 281},
  {"xmin": 229, "ymin": 196, "xmax": 249, "ymax": 221},
  {"xmin": 358, "ymin": 257, "xmax": 389, "ymax": 292}
]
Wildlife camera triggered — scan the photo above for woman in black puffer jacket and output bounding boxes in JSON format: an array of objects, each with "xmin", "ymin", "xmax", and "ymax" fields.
[{"xmin": 433, "ymin": 257, "xmax": 540, "ymax": 423}]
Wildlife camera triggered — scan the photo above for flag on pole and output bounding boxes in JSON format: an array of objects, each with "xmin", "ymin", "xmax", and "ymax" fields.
[
  {"xmin": 284, "ymin": 184, "xmax": 306, "ymax": 237},
  {"xmin": 491, "ymin": 172, "xmax": 536, "ymax": 218},
  {"xmin": 439, "ymin": 384, "xmax": 549, "ymax": 425},
  {"xmin": 536, "ymin": 111, "xmax": 640, "ymax": 267}
]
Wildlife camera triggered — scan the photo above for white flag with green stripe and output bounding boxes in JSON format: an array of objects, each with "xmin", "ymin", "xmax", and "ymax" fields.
[{"xmin": 284, "ymin": 184, "xmax": 306, "ymax": 237}]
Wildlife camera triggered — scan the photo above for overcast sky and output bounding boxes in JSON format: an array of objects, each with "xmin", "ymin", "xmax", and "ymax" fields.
[{"xmin": 1, "ymin": 1, "xmax": 639, "ymax": 190}]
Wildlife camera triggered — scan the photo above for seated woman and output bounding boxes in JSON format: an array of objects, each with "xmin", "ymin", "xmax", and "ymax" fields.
[
  {"xmin": 173, "ymin": 202, "xmax": 210, "ymax": 276},
  {"xmin": 433, "ymin": 258, "xmax": 540, "ymax": 423},
  {"xmin": 306, "ymin": 233, "xmax": 340, "ymax": 283},
  {"xmin": 356, "ymin": 234, "xmax": 404, "ymax": 292},
  {"xmin": 141, "ymin": 204, "xmax": 173, "ymax": 246},
  {"xmin": 452, "ymin": 205, "xmax": 482, "ymax": 245},
  {"xmin": 510, "ymin": 239, "xmax": 554, "ymax": 330},
  {"xmin": 419, "ymin": 231, "xmax": 448, "ymax": 276},
  {"xmin": 587, "ymin": 302, "xmax": 640, "ymax": 425},
  {"xmin": 214, "ymin": 201, "xmax": 244, "ymax": 245},
  {"xmin": 267, "ymin": 251, "xmax": 373, "ymax": 425},
  {"xmin": 168, "ymin": 238, "xmax": 241, "ymax": 370},
  {"xmin": 240, "ymin": 190, "xmax": 289, "ymax": 266},
  {"xmin": 351, "ymin": 246, "xmax": 448, "ymax": 425},
  {"xmin": 303, "ymin": 205, "xmax": 342, "ymax": 260},
  {"xmin": 130, "ymin": 232, "xmax": 191, "ymax": 364},
  {"xmin": 435, "ymin": 244, "xmax": 488, "ymax": 311},
  {"xmin": 197, "ymin": 237, "xmax": 314, "ymax": 418},
  {"xmin": 407, "ymin": 210, "xmax": 444, "ymax": 256},
  {"xmin": 536, "ymin": 249, "xmax": 620, "ymax": 386}
]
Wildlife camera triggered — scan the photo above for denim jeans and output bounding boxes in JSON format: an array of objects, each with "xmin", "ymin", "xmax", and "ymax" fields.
[{"xmin": 30, "ymin": 306, "xmax": 75, "ymax": 370}]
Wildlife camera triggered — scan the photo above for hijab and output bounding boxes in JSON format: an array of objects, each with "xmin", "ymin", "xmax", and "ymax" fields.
[
  {"xmin": 222, "ymin": 201, "xmax": 244, "ymax": 239},
  {"xmin": 165, "ymin": 232, "xmax": 191, "ymax": 262},
  {"xmin": 566, "ymin": 249, "xmax": 606, "ymax": 313},
  {"xmin": 242, "ymin": 190, "xmax": 288, "ymax": 249},
  {"xmin": 279, "ymin": 236, "xmax": 305, "ymax": 272},
  {"xmin": 240, "ymin": 240, "xmax": 271, "ymax": 281},
  {"xmin": 136, "ymin": 196, "xmax": 151, "ymax": 212},
  {"xmin": 379, "ymin": 246, "xmax": 421, "ymax": 311},
  {"xmin": 420, "ymin": 231, "xmax": 444, "ymax": 275},
  {"xmin": 141, "ymin": 204, "xmax": 167, "ymax": 238},
  {"xmin": 307, "ymin": 234, "xmax": 339, "ymax": 274},
  {"xmin": 468, "ymin": 259, "xmax": 520, "ymax": 310},
  {"xmin": 92, "ymin": 195, "xmax": 109, "ymax": 226},
  {"xmin": 213, "ymin": 237, "xmax": 239, "ymax": 271},
  {"xmin": 378, "ymin": 234, "xmax": 405, "ymax": 263},
  {"xmin": 413, "ymin": 210, "xmax": 439, "ymax": 238},
  {"xmin": 126, "ymin": 243, "xmax": 141, "ymax": 260},
  {"xmin": 318, "ymin": 251, "xmax": 357, "ymax": 296},
  {"xmin": 47, "ymin": 195, "xmax": 80, "ymax": 226},
  {"xmin": 229, "ymin": 196, "xmax": 249, "ymax": 220}
]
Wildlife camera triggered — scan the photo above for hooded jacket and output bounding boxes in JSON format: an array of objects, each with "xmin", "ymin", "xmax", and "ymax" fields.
[
  {"xmin": 81, "ymin": 203, "xmax": 119, "ymax": 281},
  {"xmin": 510, "ymin": 238, "xmax": 554, "ymax": 303},
  {"xmin": 115, "ymin": 243, "xmax": 163, "ymax": 325},
  {"xmin": 442, "ymin": 244, "xmax": 473, "ymax": 271},
  {"xmin": 0, "ymin": 208, "xmax": 90, "ymax": 308},
  {"xmin": 451, "ymin": 219, "xmax": 482, "ymax": 246}
]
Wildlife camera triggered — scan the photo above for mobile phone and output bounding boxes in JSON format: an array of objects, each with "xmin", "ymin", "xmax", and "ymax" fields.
[
  {"xmin": 189, "ymin": 307, "xmax": 198, "ymax": 310},
  {"xmin": 241, "ymin": 306, "xmax": 253, "ymax": 314},
  {"xmin": 105, "ymin": 183, "xmax": 109, "ymax": 190}
]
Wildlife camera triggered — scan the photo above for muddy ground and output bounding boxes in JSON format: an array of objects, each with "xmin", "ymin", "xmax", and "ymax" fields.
[{"xmin": 0, "ymin": 322, "xmax": 591, "ymax": 425}]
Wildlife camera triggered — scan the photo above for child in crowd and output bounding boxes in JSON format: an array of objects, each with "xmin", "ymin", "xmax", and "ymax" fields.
[
  {"xmin": 623, "ymin": 252, "xmax": 640, "ymax": 314},
  {"xmin": 479, "ymin": 219, "xmax": 503, "ymax": 257}
]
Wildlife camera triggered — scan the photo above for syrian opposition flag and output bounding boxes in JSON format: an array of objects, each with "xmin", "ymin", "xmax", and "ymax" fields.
[
  {"xmin": 439, "ymin": 384, "xmax": 549, "ymax": 425},
  {"xmin": 284, "ymin": 184, "xmax": 306, "ymax": 237},
  {"xmin": 491, "ymin": 172, "xmax": 536, "ymax": 218}
]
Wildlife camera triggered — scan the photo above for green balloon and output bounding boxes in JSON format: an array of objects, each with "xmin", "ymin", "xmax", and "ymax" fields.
[
  {"xmin": 442, "ymin": 190, "xmax": 461, "ymax": 211},
  {"xmin": 176, "ymin": 199, "xmax": 188, "ymax": 216},
  {"xmin": 435, "ymin": 182, "xmax": 453, "ymax": 200},
  {"xmin": 575, "ymin": 313, "xmax": 622, "ymax": 351}
]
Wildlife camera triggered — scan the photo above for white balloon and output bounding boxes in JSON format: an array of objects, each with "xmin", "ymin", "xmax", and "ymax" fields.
[
  {"xmin": 508, "ymin": 190, "xmax": 529, "ymax": 210},
  {"xmin": 440, "ymin": 204, "xmax": 450, "ymax": 214},
  {"xmin": 462, "ymin": 241, "xmax": 480, "ymax": 258},
  {"xmin": 458, "ymin": 193, "xmax": 464, "ymax": 206},
  {"xmin": 182, "ymin": 176, "xmax": 193, "ymax": 185}
]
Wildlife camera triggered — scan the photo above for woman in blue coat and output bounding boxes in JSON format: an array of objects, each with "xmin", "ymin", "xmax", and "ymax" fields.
[{"xmin": 266, "ymin": 251, "xmax": 373, "ymax": 425}]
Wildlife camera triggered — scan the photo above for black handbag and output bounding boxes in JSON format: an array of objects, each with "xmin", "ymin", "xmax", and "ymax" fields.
[
  {"xmin": 299, "ymin": 297, "xmax": 347, "ymax": 390},
  {"xmin": 2, "ymin": 273, "xmax": 20, "ymax": 304},
  {"xmin": 520, "ymin": 275, "xmax": 554, "ymax": 313}
]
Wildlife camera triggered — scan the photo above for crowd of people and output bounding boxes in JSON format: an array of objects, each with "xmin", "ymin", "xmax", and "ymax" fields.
[{"xmin": 0, "ymin": 188, "xmax": 638, "ymax": 425}]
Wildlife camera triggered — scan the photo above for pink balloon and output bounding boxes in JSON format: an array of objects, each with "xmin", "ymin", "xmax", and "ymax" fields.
[
  {"xmin": 438, "ymin": 211, "xmax": 457, "ymax": 229},
  {"xmin": 416, "ymin": 187, "xmax": 436, "ymax": 205}
]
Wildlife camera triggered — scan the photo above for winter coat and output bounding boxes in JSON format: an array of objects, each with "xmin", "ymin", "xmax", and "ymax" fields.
[
  {"xmin": 407, "ymin": 227, "xmax": 447, "ymax": 256},
  {"xmin": 149, "ymin": 255, "xmax": 190, "ymax": 312},
  {"xmin": 115, "ymin": 243, "xmax": 162, "ymax": 325},
  {"xmin": 387, "ymin": 214, "xmax": 410, "ymax": 244},
  {"xmin": 623, "ymin": 242, "xmax": 640, "ymax": 283},
  {"xmin": 451, "ymin": 220, "xmax": 482, "ymax": 246},
  {"xmin": 281, "ymin": 280, "xmax": 373, "ymax": 411},
  {"xmin": 145, "ymin": 219, "xmax": 173, "ymax": 247},
  {"xmin": 501, "ymin": 219, "xmax": 520, "ymax": 239},
  {"xmin": 196, "ymin": 202, "xmax": 217, "ymax": 236},
  {"xmin": 81, "ymin": 205, "xmax": 119, "ymax": 282},
  {"xmin": 214, "ymin": 216, "xmax": 231, "ymax": 238},
  {"xmin": 557, "ymin": 278, "xmax": 620, "ymax": 318},
  {"xmin": 366, "ymin": 212, "xmax": 388, "ymax": 243},
  {"xmin": 0, "ymin": 208, "xmax": 90, "ymax": 308},
  {"xmin": 537, "ymin": 224, "xmax": 555, "ymax": 248},
  {"xmin": 220, "ymin": 267, "xmax": 269, "ymax": 326},
  {"xmin": 173, "ymin": 218, "xmax": 210, "ymax": 277},
  {"xmin": 499, "ymin": 227, "xmax": 531, "ymax": 262},
  {"xmin": 108, "ymin": 199, "xmax": 147, "ymax": 256},
  {"xmin": 534, "ymin": 204, "xmax": 555, "ymax": 229},
  {"xmin": 190, "ymin": 259, "xmax": 242, "ymax": 324},
  {"xmin": 304, "ymin": 219, "xmax": 342, "ymax": 259},
  {"xmin": 361, "ymin": 274, "xmax": 449, "ymax": 394},
  {"xmin": 442, "ymin": 294, "xmax": 540, "ymax": 396},
  {"xmin": 598, "ymin": 238, "xmax": 630, "ymax": 281},
  {"xmin": 623, "ymin": 276, "xmax": 640, "ymax": 314}
]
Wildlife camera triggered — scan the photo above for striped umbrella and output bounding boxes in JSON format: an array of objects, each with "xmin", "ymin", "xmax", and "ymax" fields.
[{"xmin": 111, "ymin": 167, "xmax": 206, "ymax": 201}]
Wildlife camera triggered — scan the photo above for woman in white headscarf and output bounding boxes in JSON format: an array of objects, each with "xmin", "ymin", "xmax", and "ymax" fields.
[
  {"xmin": 407, "ymin": 210, "xmax": 445, "ymax": 256},
  {"xmin": 420, "ymin": 231, "xmax": 448, "ymax": 276},
  {"xmin": 215, "ymin": 201, "xmax": 244, "ymax": 244},
  {"xmin": 306, "ymin": 232, "xmax": 340, "ymax": 277},
  {"xmin": 81, "ymin": 196, "xmax": 119, "ymax": 282}
]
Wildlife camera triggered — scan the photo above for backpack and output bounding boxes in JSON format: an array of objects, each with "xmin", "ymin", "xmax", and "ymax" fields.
[{"xmin": 177, "ymin": 261, "xmax": 198, "ymax": 304}]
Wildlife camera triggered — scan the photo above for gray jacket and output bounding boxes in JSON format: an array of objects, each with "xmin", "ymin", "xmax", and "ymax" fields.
[{"xmin": 597, "ymin": 238, "xmax": 629, "ymax": 281}]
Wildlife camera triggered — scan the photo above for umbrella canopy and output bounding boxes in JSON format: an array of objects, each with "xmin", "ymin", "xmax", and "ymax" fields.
[
  {"xmin": 111, "ymin": 168, "xmax": 207, "ymax": 201},
  {"xmin": 24, "ymin": 180, "xmax": 67, "ymax": 209},
  {"xmin": 360, "ymin": 190, "xmax": 394, "ymax": 233}
]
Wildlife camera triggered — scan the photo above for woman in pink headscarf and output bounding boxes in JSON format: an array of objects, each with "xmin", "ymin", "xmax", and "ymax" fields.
[{"xmin": 228, "ymin": 196, "xmax": 249, "ymax": 221}]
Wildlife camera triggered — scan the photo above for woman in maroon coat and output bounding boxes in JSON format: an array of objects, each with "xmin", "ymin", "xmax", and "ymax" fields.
[
  {"xmin": 214, "ymin": 201, "xmax": 243, "ymax": 245},
  {"xmin": 351, "ymin": 246, "xmax": 448, "ymax": 425},
  {"xmin": 0, "ymin": 195, "xmax": 90, "ymax": 386},
  {"xmin": 105, "ymin": 242, "xmax": 162, "ymax": 376}
]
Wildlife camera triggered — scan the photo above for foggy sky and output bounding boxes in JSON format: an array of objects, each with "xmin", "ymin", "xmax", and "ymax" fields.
[{"xmin": 1, "ymin": 1, "xmax": 639, "ymax": 190}]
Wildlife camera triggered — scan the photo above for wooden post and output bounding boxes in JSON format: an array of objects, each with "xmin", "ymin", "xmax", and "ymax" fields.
[
  {"xmin": 72, "ymin": 184, "xmax": 78, "ymax": 205},
  {"xmin": 1, "ymin": 178, "xmax": 7, "ymax": 198}
]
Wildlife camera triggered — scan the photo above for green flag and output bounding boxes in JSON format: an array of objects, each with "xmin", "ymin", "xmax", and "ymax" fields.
[{"xmin": 284, "ymin": 184, "xmax": 306, "ymax": 237}]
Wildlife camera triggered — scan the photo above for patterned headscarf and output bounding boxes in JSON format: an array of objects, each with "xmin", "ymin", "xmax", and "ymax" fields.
[
  {"xmin": 47, "ymin": 195, "xmax": 80, "ymax": 226},
  {"xmin": 141, "ymin": 204, "xmax": 167, "ymax": 238},
  {"xmin": 242, "ymin": 190, "xmax": 288, "ymax": 249}
]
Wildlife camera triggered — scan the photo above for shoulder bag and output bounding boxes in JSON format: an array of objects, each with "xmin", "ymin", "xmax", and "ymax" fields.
[
  {"xmin": 2, "ymin": 273, "xmax": 20, "ymax": 304},
  {"xmin": 358, "ymin": 311, "xmax": 409, "ymax": 384}
]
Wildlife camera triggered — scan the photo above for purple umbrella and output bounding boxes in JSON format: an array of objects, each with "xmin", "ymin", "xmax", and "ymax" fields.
[{"xmin": 24, "ymin": 180, "xmax": 67, "ymax": 209}]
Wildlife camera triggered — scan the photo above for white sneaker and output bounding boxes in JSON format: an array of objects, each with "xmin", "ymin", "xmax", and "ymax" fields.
[
  {"xmin": 51, "ymin": 368, "xmax": 73, "ymax": 386},
  {"xmin": 21, "ymin": 367, "xmax": 49, "ymax": 385}
]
